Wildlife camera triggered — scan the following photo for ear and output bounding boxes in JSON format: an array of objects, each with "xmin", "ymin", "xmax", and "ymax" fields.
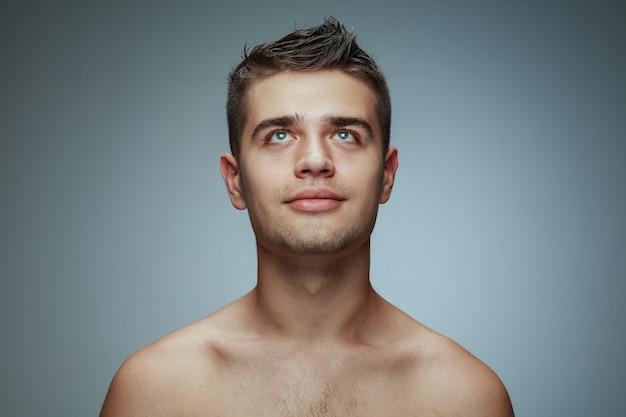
[
  {"xmin": 379, "ymin": 147, "xmax": 398, "ymax": 204},
  {"xmin": 220, "ymin": 153, "xmax": 247, "ymax": 210}
]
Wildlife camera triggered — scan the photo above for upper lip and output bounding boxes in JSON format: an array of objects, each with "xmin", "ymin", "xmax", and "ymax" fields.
[{"xmin": 284, "ymin": 188, "xmax": 345, "ymax": 203}]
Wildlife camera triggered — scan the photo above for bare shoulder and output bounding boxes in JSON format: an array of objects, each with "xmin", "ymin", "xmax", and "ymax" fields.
[
  {"xmin": 399, "ymin": 317, "xmax": 514, "ymax": 417},
  {"xmin": 99, "ymin": 303, "xmax": 241, "ymax": 417}
]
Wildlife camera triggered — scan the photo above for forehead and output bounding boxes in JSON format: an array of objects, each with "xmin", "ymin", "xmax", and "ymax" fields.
[{"xmin": 244, "ymin": 70, "xmax": 380, "ymax": 133}]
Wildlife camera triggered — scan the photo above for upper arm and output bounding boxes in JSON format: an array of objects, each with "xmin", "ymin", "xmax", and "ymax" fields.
[
  {"xmin": 99, "ymin": 342, "xmax": 194, "ymax": 417},
  {"xmin": 444, "ymin": 354, "xmax": 514, "ymax": 417},
  {"xmin": 99, "ymin": 353, "xmax": 165, "ymax": 417},
  {"xmin": 464, "ymin": 366, "xmax": 514, "ymax": 417}
]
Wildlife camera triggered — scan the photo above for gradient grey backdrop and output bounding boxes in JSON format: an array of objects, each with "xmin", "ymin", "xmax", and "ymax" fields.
[{"xmin": 1, "ymin": 1, "xmax": 624, "ymax": 416}]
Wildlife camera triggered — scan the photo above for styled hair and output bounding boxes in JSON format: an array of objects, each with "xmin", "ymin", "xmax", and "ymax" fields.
[{"xmin": 226, "ymin": 17, "xmax": 391, "ymax": 157}]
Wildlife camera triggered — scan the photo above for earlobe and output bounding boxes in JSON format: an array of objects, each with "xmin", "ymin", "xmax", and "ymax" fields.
[
  {"xmin": 220, "ymin": 153, "xmax": 247, "ymax": 210},
  {"xmin": 379, "ymin": 147, "xmax": 398, "ymax": 204}
]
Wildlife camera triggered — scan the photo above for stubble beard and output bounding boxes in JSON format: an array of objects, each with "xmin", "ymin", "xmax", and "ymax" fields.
[
  {"xmin": 242, "ymin": 180, "xmax": 378, "ymax": 256},
  {"xmin": 267, "ymin": 215, "xmax": 367, "ymax": 255}
]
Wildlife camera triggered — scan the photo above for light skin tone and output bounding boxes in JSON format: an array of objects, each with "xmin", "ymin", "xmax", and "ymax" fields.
[{"xmin": 100, "ymin": 69, "xmax": 514, "ymax": 417}]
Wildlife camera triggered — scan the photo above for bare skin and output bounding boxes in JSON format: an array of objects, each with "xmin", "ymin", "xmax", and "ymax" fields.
[{"xmin": 100, "ymin": 70, "xmax": 514, "ymax": 417}]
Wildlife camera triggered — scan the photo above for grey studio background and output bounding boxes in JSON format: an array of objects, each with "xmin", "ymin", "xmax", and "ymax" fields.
[{"xmin": 1, "ymin": 1, "xmax": 624, "ymax": 416}]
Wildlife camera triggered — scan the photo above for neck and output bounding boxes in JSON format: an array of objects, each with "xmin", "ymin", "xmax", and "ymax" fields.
[{"xmin": 245, "ymin": 240, "xmax": 382, "ymax": 343}]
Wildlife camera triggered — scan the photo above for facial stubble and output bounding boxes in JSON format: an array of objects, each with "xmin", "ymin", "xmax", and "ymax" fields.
[{"xmin": 240, "ymin": 174, "xmax": 383, "ymax": 256}]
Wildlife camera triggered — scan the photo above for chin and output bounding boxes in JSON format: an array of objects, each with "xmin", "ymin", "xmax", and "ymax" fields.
[{"xmin": 274, "ymin": 227, "xmax": 366, "ymax": 255}]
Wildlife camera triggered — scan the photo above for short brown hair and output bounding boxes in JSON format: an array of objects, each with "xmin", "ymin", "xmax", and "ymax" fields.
[{"xmin": 226, "ymin": 17, "xmax": 391, "ymax": 157}]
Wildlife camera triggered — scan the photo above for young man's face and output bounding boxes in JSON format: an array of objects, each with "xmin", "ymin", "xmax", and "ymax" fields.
[{"xmin": 221, "ymin": 69, "xmax": 398, "ymax": 256}]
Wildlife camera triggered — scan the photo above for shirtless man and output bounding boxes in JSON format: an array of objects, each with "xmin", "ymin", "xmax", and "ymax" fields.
[{"xmin": 100, "ymin": 18, "xmax": 514, "ymax": 416}]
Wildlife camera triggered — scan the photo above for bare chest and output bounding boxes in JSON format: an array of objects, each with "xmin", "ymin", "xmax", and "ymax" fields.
[
  {"xmin": 191, "ymin": 337, "xmax": 433, "ymax": 416},
  {"xmin": 202, "ymin": 366, "xmax": 423, "ymax": 417}
]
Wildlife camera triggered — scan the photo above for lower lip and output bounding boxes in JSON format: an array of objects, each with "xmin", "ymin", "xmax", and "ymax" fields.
[{"xmin": 288, "ymin": 198, "xmax": 342, "ymax": 212}]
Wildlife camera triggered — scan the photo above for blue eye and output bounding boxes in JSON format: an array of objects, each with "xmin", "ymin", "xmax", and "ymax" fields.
[
  {"xmin": 269, "ymin": 131, "xmax": 292, "ymax": 142},
  {"xmin": 335, "ymin": 131, "xmax": 355, "ymax": 141}
]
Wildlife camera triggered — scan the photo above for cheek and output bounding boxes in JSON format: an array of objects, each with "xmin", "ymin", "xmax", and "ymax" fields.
[
  {"xmin": 346, "ymin": 174, "xmax": 384, "ymax": 215},
  {"xmin": 239, "ymin": 166, "xmax": 275, "ymax": 212},
  {"xmin": 352, "ymin": 160, "xmax": 384, "ymax": 190},
  {"xmin": 237, "ymin": 165, "xmax": 256, "ymax": 206}
]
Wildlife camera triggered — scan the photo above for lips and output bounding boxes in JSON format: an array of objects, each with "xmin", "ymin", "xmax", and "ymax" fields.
[{"xmin": 285, "ymin": 188, "xmax": 345, "ymax": 212}]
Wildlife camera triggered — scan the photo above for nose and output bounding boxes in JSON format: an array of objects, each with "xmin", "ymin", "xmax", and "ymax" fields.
[{"xmin": 294, "ymin": 136, "xmax": 335, "ymax": 178}]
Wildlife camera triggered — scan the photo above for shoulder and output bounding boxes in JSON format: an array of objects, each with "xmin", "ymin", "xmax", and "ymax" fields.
[
  {"xmin": 99, "ymin": 304, "xmax": 243, "ymax": 417},
  {"xmin": 99, "ymin": 324, "xmax": 208, "ymax": 416},
  {"xmin": 378, "ymin": 303, "xmax": 513, "ymax": 417},
  {"xmin": 403, "ymin": 325, "xmax": 514, "ymax": 417}
]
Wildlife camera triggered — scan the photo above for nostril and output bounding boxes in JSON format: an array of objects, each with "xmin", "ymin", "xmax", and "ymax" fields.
[
  {"xmin": 294, "ymin": 141, "xmax": 335, "ymax": 177},
  {"xmin": 295, "ymin": 157, "xmax": 335, "ymax": 177}
]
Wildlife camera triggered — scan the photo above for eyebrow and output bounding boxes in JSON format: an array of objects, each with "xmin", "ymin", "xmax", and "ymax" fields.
[
  {"xmin": 251, "ymin": 115, "xmax": 301, "ymax": 139},
  {"xmin": 325, "ymin": 116, "xmax": 374, "ymax": 137},
  {"xmin": 251, "ymin": 114, "xmax": 374, "ymax": 139}
]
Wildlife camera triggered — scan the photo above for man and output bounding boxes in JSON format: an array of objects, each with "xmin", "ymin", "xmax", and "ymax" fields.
[{"xmin": 100, "ymin": 17, "xmax": 514, "ymax": 416}]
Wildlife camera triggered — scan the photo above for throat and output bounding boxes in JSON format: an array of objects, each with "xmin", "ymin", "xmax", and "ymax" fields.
[
  {"xmin": 247, "ymin": 280, "xmax": 380, "ymax": 342},
  {"xmin": 251, "ymin": 240, "xmax": 378, "ymax": 340}
]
